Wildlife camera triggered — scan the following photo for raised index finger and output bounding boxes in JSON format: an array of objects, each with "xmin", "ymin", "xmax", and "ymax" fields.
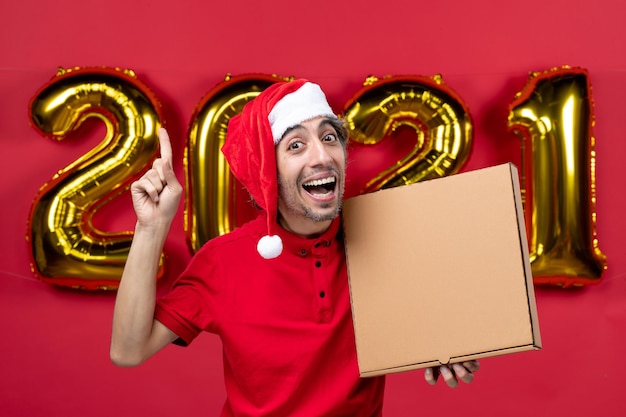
[{"xmin": 158, "ymin": 127, "xmax": 173, "ymax": 165}]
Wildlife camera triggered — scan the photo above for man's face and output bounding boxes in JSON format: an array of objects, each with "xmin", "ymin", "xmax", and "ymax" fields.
[{"xmin": 275, "ymin": 116, "xmax": 346, "ymax": 235}]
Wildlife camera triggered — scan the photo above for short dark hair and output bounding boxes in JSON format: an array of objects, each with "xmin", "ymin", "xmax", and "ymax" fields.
[{"xmin": 327, "ymin": 117, "xmax": 349, "ymax": 148}]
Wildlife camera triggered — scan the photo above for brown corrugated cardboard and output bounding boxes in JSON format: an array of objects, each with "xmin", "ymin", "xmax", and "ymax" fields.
[{"xmin": 342, "ymin": 163, "xmax": 541, "ymax": 377}]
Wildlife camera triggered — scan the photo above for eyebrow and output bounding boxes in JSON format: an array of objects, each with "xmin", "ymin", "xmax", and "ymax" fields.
[
  {"xmin": 280, "ymin": 124, "xmax": 305, "ymax": 140},
  {"xmin": 279, "ymin": 118, "xmax": 335, "ymax": 141}
]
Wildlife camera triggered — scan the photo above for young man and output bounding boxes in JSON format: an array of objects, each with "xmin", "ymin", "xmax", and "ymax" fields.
[{"xmin": 110, "ymin": 79, "xmax": 478, "ymax": 416}]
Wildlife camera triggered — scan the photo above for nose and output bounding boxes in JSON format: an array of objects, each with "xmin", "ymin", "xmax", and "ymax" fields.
[{"xmin": 308, "ymin": 138, "xmax": 333, "ymax": 166}]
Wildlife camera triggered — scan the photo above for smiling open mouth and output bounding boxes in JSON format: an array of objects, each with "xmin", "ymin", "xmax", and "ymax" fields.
[{"xmin": 302, "ymin": 176, "xmax": 337, "ymax": 197}]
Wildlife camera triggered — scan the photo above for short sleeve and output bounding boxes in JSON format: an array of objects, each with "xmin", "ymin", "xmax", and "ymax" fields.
[{"xmin": 154, "ymin": 244, "xmax": 223, "ymax": 345}]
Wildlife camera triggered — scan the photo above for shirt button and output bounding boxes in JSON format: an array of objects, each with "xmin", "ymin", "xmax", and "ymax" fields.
[
  {"xmin": 300, "ymin": 249, "xmax": 307, "ymax": 256},
  {"xmin": 319, "ymin": 291, "xmax": 326, "ymax": 298},
  {"xmin": 315, "ymin": 261, "xmax": 322, "ymax": 268}
]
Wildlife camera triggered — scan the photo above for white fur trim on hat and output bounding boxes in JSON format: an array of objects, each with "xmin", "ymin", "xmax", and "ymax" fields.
[
  {"xmin": 268, "ymin": 82, "xmax": 336, "ymax": 144},
  {"xmin": 257, "ymin": 235, "xmax": 283, "ymax": 259}
]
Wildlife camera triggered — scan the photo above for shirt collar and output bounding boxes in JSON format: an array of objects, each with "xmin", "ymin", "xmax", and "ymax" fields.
[{"xmin": 251, "ymin": 214, "xmax": 342, "ymax": 256}]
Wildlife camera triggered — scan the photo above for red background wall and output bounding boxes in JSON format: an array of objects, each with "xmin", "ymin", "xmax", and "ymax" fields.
[{"xmin": 2, "ymin": 0, "xmax": 625, "ymax": 415}]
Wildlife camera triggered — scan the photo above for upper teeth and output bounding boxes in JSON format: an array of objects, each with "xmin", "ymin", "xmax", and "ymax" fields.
[{"xmin": 304, "ymin": 177, "xmax": 335, "ymax": 187}]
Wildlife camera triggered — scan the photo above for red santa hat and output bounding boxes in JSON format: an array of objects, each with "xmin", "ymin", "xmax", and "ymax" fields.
[{"xmin": 222, "ymin": 79, "xmax": 337, "ymax": 259}]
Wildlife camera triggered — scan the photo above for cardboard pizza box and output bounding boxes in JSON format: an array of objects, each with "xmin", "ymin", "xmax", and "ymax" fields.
[{"xmin": 342, "ymin": 163, "xmax": 541, "ymax": 377}]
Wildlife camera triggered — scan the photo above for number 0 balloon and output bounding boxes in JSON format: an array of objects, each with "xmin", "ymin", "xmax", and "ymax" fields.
[{"xmin": 185, "ymin": 74, "xmax": 289, "ymax": 251}]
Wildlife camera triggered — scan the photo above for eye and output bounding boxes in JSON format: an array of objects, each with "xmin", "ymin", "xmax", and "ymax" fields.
[
  {"xmin": 287, "ymin": 140, "xmax": 303, "ymax": 151},
  {"xmin": 322, "ymin": 133, "xmax": 337, "ymax": 142}
]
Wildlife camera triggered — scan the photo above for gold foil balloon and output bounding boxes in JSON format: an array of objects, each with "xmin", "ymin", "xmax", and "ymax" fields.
[
  {"xmin": 28, "ymin": 67, "xmax": 163, "ymax": 290},
  {"xmin": 508, "ymin": 67, "xmax": 607, "ymax": 287},
  {"xmin": 185, "ymin": 74, "xmax": 290, "ymax": 252},
  {"xmin": 343, "ymin": 75, "xmax": 473, "ymax": 194}
]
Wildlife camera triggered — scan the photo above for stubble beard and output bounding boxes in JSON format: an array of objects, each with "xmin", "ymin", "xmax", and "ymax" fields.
[{"xmin": 277, "ymin": 173, "xmax": 344, "ymax": 223}]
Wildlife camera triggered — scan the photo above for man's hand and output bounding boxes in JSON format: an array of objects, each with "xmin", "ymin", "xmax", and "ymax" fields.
[
  {"xmin": 424, "ymin": 361, "xmax": 480, "ymax": 388},
  {"xmin": 130, "ymin": 128, "xmax": 182, "ymax": 227},
  {"xmin": 110, "ymin": 128, "xmax": 182, "ymax": 367}
]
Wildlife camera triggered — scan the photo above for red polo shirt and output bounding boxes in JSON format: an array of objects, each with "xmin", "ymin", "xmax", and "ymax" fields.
[{"xmin": 155, "ymin": 214, "xmax": 385, "ymax": 416}]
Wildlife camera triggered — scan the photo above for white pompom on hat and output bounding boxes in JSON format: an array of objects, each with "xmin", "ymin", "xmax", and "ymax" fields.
[{"xmin": 222, "ymin": 79, "xmax": 337, "ymax": 259}]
